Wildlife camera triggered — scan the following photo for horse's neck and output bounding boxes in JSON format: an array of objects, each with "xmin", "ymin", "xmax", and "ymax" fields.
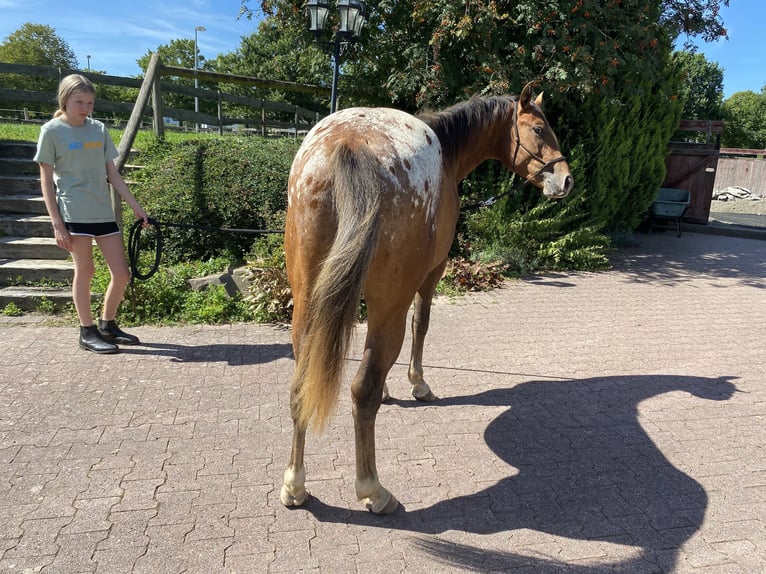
[{"xmin": 430, "ymin": 103, "xmax": 513, "ymax": 181}]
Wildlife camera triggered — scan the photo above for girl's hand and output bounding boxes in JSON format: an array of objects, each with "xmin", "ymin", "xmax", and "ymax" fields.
[
  {"xmin": 53, "ymin": 225, "xmax": 72, "ymax": 252},
  {"xmin": 133, "ymin": 207, "xmax": 150, "ymax": 228}
]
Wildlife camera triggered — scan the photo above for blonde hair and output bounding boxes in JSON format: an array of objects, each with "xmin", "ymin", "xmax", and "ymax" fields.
[{"xmin": 54, "ymin": 74, "xmax": 96, "ymax": 118}]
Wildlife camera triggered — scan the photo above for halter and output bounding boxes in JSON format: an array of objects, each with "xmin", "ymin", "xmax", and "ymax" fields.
[{"xmin": 512, "ymin": 98, "xmax": 567, "ymax": 179}]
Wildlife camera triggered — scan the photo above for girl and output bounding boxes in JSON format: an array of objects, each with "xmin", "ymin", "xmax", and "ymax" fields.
[{"xmin": 34, "ymin": 74, "xmax": 148, "ymax": 354}]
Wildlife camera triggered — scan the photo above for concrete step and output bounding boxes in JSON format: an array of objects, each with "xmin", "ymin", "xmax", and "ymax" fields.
[
  {"xmin": 0, "ymin": 258, "xmax": 73, "ymax": 283},
  {"xmin": 0, "ymin": 141, "xmax": 36, "ymax": 160},
  {"xmin": 0, "ymin": 237, "xmax": 69, "ymax": 260},
  {"xmin": 0, "ymin": 285, "xmax": 71, "ymax": 311},
  {"xmin": 0, "ymin": 175, "xmax": 39, "ymax": 195},
  {"xmin": 0, "ymin": 194, "xmax": 47, "ymax": 215},
  {"xmin": 0, "ymin": 214, "xmax": 54, "ymax": 237},
  {"xmin": 0, "ymin": 157, "xmax": 37, "ymax": 177}
]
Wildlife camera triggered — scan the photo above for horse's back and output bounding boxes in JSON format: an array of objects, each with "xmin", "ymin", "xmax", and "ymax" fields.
[
  {"xmin": 286, "ymin": 107, "xmax": 450, "ymax": 297},
  {"xmin": 288, "ymin": 107, "xmax": 442, "ymax": 213}
]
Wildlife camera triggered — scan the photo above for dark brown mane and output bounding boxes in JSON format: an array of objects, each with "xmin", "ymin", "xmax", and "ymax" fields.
[{"xmin": 418, "ymin": 96, "xmax": 516, "ymax": 165}]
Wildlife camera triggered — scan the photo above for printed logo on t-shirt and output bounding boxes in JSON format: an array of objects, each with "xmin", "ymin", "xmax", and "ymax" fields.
[{"xmin": 68, "ymin": 141, "xmax": 103, "ymax": 150}]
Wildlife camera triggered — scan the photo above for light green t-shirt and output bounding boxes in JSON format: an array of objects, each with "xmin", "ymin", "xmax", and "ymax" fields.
[{"xmin": 34, "ymin": 117, "xmax": 119, "ymax": 223}]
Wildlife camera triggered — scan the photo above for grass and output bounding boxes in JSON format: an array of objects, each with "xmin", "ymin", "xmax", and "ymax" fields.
[{"xmin": 0, "ymin": 120, "xmax": 220, "ymax": 148}]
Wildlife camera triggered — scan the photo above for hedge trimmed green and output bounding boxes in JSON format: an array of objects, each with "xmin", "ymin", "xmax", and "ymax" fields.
[{"xmin": 133, "ymin": 136, "xmax": 301, "ymax": 263}]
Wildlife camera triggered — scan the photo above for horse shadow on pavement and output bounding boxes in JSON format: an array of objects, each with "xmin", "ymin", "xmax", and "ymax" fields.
[{"xmin": 306, "ymin": 374, "xmax": 737, "ymax": 573}]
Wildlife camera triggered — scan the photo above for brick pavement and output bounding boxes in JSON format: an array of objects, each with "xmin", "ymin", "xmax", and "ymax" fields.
[{"xmin": 0, "ymin": 230, "xmax": 764, "ymax": 573}]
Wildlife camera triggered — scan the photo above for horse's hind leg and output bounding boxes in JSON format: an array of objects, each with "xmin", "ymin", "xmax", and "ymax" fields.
[
  {"xmin": 407, "ymin": 259, "xmax": 447, "ymax": 402},
  {"xmin": 280, "ymin": 388, "xmax": 309, "ymax": 507},
  {"xmin": 353, "ymin": 311, "xmax": 408, "ymax": 514},
  {"xmin": 280, "ymin": 297, "xmax": 310, "ymax": 508}
]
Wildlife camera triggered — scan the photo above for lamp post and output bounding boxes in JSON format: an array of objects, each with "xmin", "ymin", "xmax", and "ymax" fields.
[
  {"xmin": 194, "ymin": 26, "xmax": 206, "ymax": 131},
  {"xmin": 307, "ymin": 0, "xmax": 367, "ymax": 113}
]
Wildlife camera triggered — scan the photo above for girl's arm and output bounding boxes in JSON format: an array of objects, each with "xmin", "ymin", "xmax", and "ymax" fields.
[
  {"xmin": 39, "ymin": 162, "xmax": 73, "ymax": 251},
  {"xmin": 106, "ymin": 160, "xmax": 148, "ymax": 224}
]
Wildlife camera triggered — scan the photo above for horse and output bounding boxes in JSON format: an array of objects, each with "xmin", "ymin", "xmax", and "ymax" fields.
[{"xmin": 280, "ymin": 83, "xmax": 574, "ymax": 514}]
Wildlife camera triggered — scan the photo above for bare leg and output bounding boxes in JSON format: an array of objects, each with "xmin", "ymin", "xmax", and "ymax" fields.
[
  {"xmin": 95, "ymin": 233, "xmax": 131, "ymax": 321},
  {"xmin": 69, "ymin": 236, "xmax": 96, "ymax": 326},
  {"xmin": 408, "ymin": 260, "xmax": 447, "ymax": 402}
]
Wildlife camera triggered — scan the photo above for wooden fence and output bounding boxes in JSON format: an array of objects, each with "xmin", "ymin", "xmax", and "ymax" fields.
[
  {"xmin": 714, "ymin": 149, "xmax": 766, "ymax": 197},
  {"xmin": 0, "ymin": 59, "xmax": 329, "ymax": 139}
]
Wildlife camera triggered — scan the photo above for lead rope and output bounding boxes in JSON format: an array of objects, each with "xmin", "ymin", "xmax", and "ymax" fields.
[{"xmin": 125, "ymin": 218, "xmax": 283, "ymax": 314}]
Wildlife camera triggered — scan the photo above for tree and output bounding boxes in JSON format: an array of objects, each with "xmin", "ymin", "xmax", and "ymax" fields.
[
  {"xmin": 671, "ymin": 51, "xmax": 724, "ymax": 120},
  {"xmin": 137, "ymin": 39, "xmax": 207, "ymax": 114},
  {"xmin": 231, "ymin": 0, "xmax": 720, "ymax": 257},
  {"xmin": 0, "ymin": 22, "xmax": 77, "ymax": 68},
  {"xmin": 210, "ymin": 16, "xmax": 329, "ymax": 112},
  {"xmin": 722, "ymin": 88, "xmax": 766, "ymax": 149},
  {"xmin": 0, "ymin": 23, "xmax": 78, "ymax": 112},
  {"xmin": 662, "ymin": 0, "xmax": 729, "ymax": 44}
]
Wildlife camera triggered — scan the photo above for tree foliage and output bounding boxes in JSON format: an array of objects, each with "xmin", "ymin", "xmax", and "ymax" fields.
[
  {"xmin": 0, "ymin": 23, "xmax": 78, "ymax": 112},
  {"xmin": 137, "ymin": 39, "xmax": 207, "ymax": 113},
  {"xmin": 210, "ymin": 17, "xmax": 329, "ymax": 112},
  {"xmin": 722, "ymin": 88, "xmax": 766, "ymax": 149},
  {"xmin": 671, "ymin": 50, "xmax": 724, "ymax": 120},
  {"xmin": 0, "ymin": 22, "xmax": 77, "ymax": 69}
]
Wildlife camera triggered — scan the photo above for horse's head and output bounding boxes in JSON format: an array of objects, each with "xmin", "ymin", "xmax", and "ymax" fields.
[{"xmin": 510, "ymin": 83, "xmax": 574, "ymax": 199}]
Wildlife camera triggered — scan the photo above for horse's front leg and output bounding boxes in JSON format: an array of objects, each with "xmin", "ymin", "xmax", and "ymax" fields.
[{"xmin": 407, "ymin": 261, "xmax": 447, "ymax": 402}]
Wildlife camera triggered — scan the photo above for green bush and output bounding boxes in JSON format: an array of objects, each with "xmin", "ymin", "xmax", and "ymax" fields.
[
  {"xmin": 91, "ymin": 253, "xmax": 253, "ymax": 325},
  {"xmin": 132, "ymin": 136, "xmax": 300, "ymax": 263}
]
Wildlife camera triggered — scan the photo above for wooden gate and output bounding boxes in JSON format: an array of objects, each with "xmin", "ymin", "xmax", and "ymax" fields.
[{"xmin": 662, "ymin": 120, "xmax": 724, "ymax": 223}]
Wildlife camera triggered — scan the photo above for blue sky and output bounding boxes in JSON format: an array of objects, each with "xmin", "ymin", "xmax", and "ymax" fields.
[
  {"xmin": 1, "ymin": 0, "xmax": 764, "ymax": 98},
  {"xmin": 0, "ymin": 0, "xmax": 259, "ymax": 77}
]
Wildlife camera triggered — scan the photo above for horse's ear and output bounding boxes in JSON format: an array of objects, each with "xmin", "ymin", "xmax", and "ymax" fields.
[
  {"xmin": 535, "ymin": 92, "xmax": 544, "ymax": 109},
  {"xmin": 520, "ymin": 82, "xmax": 535, "ymax": 109}
]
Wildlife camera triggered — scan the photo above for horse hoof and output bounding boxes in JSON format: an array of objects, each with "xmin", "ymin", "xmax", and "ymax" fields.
[
  {"xmin": 364, "ymin": 491, "xmax": 399, "ymax": 514},
  {"xmin": 280, "ymin": 485, "xmax": 309, "ymax": 507},
  {"xmin": 382, "ymin": 383, "xmax": 391, "ymax": 402},
  {"xmin": 412, "ymin": 386, "xmax": 438, "ymax": 402}
]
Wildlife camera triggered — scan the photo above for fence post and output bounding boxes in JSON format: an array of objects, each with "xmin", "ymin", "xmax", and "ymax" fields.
[
  {"xmin": 261, "ymin": 102, "xmax": 266, "ymax": 137},
  {"xmin": 117, "ymin": 52, "xmax": 161, "ymax": 172},
  {"xmin": 152, "ymin": 71, "xmax": 164, "ymax": 140},
  {"xmin": 217, "ymin": 90, "xmax": 223, "ymax": 136}
]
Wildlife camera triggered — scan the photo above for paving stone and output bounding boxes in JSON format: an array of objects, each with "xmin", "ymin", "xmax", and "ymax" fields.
[{"xmin": 0, "ymin": 232, "xmax": 764, "ymax": 572}]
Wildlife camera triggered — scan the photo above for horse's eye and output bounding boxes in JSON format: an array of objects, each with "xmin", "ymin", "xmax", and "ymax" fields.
[{"xmin": 533, "ymin": 126, "xmax": 544, "ymax": 137}]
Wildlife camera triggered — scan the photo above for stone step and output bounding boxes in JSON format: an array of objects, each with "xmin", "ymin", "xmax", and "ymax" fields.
[
  {"xmin": 0, "ymin": 285, "xmax": 71, "ymax": 311},
  {"xmin": 0, "ymin": 141, "xmax": 36, "ymax": 160},
  {"xmin": 0, "ymin": 157, "xmax": 37, "ymax": 177},
  {"xmin": 0, "ymin": 194, "xmax": 47, "ymax": 215},
  {"xmin": 0, "ymin": 175, "xmax": 39, "ymax": 195},
  {"xmin": 0, "ymin": 214, "xmax": 54, "ymax": 237},
  {"xmin": 0, "ymin": 258, "xmax": 73, "ymax": 283},
  {"xmin": 0, "ymin": 237, "xmax": 69, "ymax": 260}
]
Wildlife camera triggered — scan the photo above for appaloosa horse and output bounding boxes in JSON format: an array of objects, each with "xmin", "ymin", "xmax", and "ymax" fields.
[{"xmin": 280, "ymin": 83, "xmax": 573, "ymax": 514}]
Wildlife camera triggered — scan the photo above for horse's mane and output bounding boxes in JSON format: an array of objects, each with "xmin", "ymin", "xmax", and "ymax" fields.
[{"xmin": 418, "ymin": 96, "xmax": 516, "ymax": 165}]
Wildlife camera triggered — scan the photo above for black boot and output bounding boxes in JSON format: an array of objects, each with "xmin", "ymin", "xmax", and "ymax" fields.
[
  {"xmin": 79, "ymin": 325, "xmax": 119, "ymax": 354},
  {"xmin": 98, "ymin": 319, "xmax": 140, "ymax": 345}
]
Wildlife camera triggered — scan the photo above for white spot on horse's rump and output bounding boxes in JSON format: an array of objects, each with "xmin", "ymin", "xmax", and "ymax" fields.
[{"xmin": 289, "ymin": 107, "xmax": 442, "ymax": 220}]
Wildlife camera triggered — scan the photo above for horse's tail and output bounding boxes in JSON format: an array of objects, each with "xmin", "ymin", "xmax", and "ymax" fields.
[{"xmin": 293, "ymin": 142, "xmax": 383, "ymax": 432}]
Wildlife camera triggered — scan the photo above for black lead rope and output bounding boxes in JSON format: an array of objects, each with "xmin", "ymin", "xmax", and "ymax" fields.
[{"xmin": 127, "ymin": 217, "xmax": 283, "ymax": 282}]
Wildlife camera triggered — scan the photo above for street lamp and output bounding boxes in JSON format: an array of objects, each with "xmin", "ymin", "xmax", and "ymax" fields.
[
  {"xmin": 307, "ymin": 0, "xmax": 367, "ymax": 113},
  {"xmin": 194, "ymin": 26, "xmax": 206, "ymax": 131}
]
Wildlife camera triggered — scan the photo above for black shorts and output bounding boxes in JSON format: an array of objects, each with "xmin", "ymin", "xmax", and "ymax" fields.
[{"xmin": 65, "ymin": 222, "xmax": 121, "ymax": 238}]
